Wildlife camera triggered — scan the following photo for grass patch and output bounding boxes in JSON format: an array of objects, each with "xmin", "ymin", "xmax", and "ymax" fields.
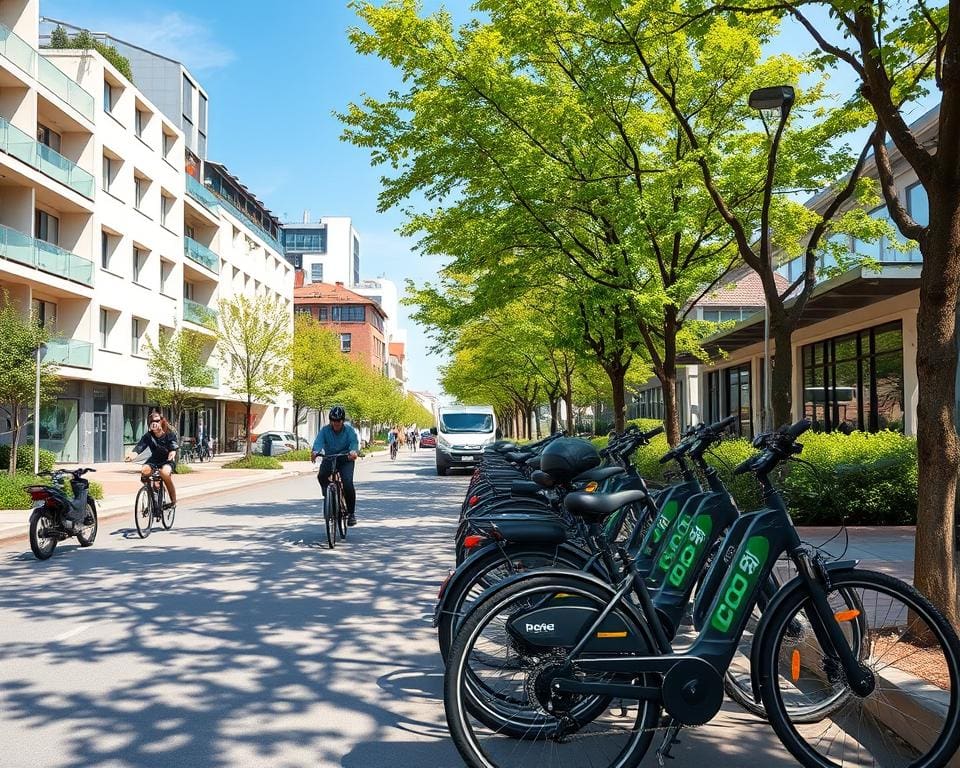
[
  {"xmin": 279, "ymin": 448, "xmax": 312, "ymax": 462},
  {"xmin": 0, "ymin": 472, "xmax": 104, "ymax": 510},
  {"xmin": 223, "ymin": 455, "xmax": 283, "ymax": 470},
  {"xmin": 174, "ymin": 463, "xmax": 194, "ymax": 474}
]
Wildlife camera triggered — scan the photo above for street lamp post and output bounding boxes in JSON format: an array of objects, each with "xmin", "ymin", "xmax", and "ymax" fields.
[
  {"xmin": 749, "ymin": 85, "xmax": 795, "ymax": 431},
  {"xmin": 33, "ymin": 343, "xmax": 47, "ymax": 475}
]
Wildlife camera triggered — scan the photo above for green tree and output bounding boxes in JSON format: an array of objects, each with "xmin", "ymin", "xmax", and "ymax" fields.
[
  {"xmin": 217, "ymin": 296, "xmax": 291, "ymax": 457},
  {"xmin": 0, "ymin": 293, "xmax": 60, "ymax": 476},
  {"xmin": 696, "ymin": 0, "xmax": 960, "ymax": 637},
  {"xmin": 143, "ymin": 330, "xmax": 214, "ymax": 433},
  {"xmin": 288, "ymin": 315, "xmax": 353, "ymax": 440}
]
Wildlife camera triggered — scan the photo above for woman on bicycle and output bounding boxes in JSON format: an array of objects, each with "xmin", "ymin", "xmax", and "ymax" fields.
[
  {"xmin": 311, "ymin": 405, "xmax": 360, "ymax": 526},
  {"xmin": 125, "ymin": 412, "xmax": 179, "ymax": 510}
]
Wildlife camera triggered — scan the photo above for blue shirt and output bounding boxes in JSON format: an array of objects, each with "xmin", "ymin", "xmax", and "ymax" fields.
[{"xmin": 312, "ymin": 423, "xmax": 359, "ymax": 456}]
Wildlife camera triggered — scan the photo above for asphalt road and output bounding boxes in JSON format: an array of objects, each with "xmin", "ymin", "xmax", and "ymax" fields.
[{"xmin": 0, "ymin": 449, "xmax": 801, "ymax": 768}]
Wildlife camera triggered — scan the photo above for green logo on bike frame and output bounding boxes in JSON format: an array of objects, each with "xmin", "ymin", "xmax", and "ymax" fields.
[
  {"xmin": 643, "ymin": 499, "xmax": 679, "ymax": 557},
  {"xmin": 667, "ymin": 514, "xmax": 713, "ymax": 589},
  {"xmin": 709, "ymin": 535, "xmax": 770, "ymax": 634},
  {"xmin": 655, "ymin": 513, "xmax": 692, "ymax": 574}
]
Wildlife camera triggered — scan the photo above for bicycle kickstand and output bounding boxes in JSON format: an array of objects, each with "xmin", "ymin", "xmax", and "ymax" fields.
[{"xmin": 657, "ymin": 718, "xmax": 683, "ymax": 766}]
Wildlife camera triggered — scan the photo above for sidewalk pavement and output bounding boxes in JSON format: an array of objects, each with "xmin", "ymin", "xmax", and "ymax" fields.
[{"xmin": 0, "ymin": 453, "xmax": 318, "ymax": 545}]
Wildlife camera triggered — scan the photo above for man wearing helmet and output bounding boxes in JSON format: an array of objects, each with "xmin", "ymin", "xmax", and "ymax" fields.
[{"xmin": 311, "ymin": 405, "xmax": 360, "ymax": 526}]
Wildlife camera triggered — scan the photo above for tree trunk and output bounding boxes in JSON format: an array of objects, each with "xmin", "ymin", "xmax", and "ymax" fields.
[
  {"xmin": 564, "ymin": 372, "xmax": 574, "ymax": 434},
  {"xmin": 770, "ymin": 317, "xmax": 794, "ymax": 431},
  {"xmin": 660, "ymin": 369, "xmax": 680, "ymax": 447},
  {"xmin": 9, "ymin": 406, "xmax": 21, "ymax": 476},
  {"xmin": 607, "ymin": 366, "xmax": 627, "ymax": 432},
  {"xmin": 245, "ymin": 397, "xmax": 253, "ymax": 458},
  {"xmin": 549, "ymin": 396, "xmax": 559, "ymax": 435},
  {"xmin": 292, "ymin": 402, "xmax": 301, "ymax": 442},
  {"xmin": 913, "ymin": 211, "xmax": 960, "ymax": 627}
]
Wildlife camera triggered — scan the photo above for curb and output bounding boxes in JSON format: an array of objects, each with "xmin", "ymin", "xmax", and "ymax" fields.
[{"xmin": 0, "ymin": 467, "xmax": 313, "ymax": 547}]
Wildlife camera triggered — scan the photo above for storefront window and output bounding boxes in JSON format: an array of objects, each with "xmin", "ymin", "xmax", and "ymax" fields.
[
  {"xmin": 802, "ymin": 321, "xmax": 903, "ymax": 432},
  {"xmin": 706, "ymin": 364, "xmax": 753, "ymax": 437},
  {"xmin": 39, "ymin": 400, "xmax": 79, "ymax": 462},
  {"xmin": 123, "ymin": 404, "xmax": 150, "ymax": 446}
]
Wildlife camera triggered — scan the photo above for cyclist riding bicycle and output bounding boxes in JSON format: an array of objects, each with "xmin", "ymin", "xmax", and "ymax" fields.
[
  {"xmin": 311, "ymin": 405, "xmax": 360, "ymax": 526},
  {"xmin": 124, "ymin": 412, "xmax": 178, "ymax": 511},
  {"xmin": 387, "ymin": 426, "xmax": 400, "ymax": 459}
]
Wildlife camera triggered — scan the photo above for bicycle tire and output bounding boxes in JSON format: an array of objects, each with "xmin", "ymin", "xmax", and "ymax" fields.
[
  {"xmin": 323, "ymin": 488, "xmax": 337, "ymax": 549},
  {"xmin": 29, "ymin": 510, "xmax": 57, "ymax": 560},
  {"xmin": 758, "ymin": 569, "xmax": 960, "ymax": 768},
  {"xmin": 444, "ymin": 573, "xmax": 659, "ymax": 765},
  {"xmin": 161, "ymin": 500, "xmax": 176, "ymax": 530},
  {"xmin": 75, "ymin": 500, "xmax": 98, "ymax": 546},
  {"xmin": 336, "ymin": 485, "xmax": 348, "ymax": 540},
  {"xmin": 134, "ymin": 485, "xmax": 153, "ymax": 538}
]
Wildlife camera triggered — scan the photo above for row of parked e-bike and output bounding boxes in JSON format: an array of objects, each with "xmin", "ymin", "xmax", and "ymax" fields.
[{"xmin": 435, "ymin": 418, "xmax": 960, "ymax": 768}]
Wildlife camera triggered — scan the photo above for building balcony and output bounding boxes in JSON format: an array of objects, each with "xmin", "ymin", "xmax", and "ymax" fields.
[
  {"xmin": 38, "ymin": 56, "xmax": 95, "ymax": 121},
  {"xmin": 0, "ymin": 116, "xmax": 95, "ymax": 198},
  {"xmin": 0, "ymin": 222, "xmax": 94, "ymax": 286},
  {"xmin": 186, "ymin": 174, "xmax": 220, "ymax": 215},
  {"xmin": 209, "ymin": 188, "xmax": 285, "ymax": 253},
  {"xmin": 183, "ymin": 298, "xmax": 217, "ymax": 328},
  {"xmin": 0, "ymin": 24, "xmax": 94, "ymax": 121},
  {"xmin": 184, "ymin": 236, "xmax": 219, "ymax": 273},
  {"xmin": 46, "ymin": 338, "xmax": 93, "ymax": 369}
]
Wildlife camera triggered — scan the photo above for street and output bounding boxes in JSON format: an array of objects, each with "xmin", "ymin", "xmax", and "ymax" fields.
[{"xmin": 1, "ymin": 451, "xmax": 815, "ymax": 767}]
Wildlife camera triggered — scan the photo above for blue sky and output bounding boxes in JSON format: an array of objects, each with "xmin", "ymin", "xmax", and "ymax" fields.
[{"xmin": 40, "ymin": 0, "xmax": 467, "ymax": 396}]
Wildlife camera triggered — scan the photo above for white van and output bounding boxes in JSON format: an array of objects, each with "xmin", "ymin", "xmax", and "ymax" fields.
[{"xmin": 434, "ymin": 405, "xmax": 497, "ymax": 475}]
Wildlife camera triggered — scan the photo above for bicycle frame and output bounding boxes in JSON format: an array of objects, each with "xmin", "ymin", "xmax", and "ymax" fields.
[{"xmin": 508, "ymin": 472, "xmax": 874, "ymax": 726}]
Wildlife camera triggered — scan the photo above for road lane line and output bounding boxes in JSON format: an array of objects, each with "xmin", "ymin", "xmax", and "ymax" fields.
[{"xmin": 53, "ymin": 624, "xmax": 96, "ymax": 641}]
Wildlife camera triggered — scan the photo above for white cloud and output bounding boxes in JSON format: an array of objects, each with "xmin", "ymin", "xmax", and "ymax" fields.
[{"xmin": 44, "ymin": 9, "xmax": 235, "ymax": 72}]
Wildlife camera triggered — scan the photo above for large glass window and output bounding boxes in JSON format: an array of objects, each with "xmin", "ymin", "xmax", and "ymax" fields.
[
  {"xmin": 182, "ymin": 74, "xmax": 193, "ymax": 120},
  {"xmin": 35, "ymin": 210, "xmax": 59, "ymax": 244},
  {"xmin": 39, "ymin": 399, "xmax": 79, "ymax": 462},
  {"xmin": 802, "ymin": 321, "xmax": 904, "ymax": 433},
  {"xmin": 311, "ymin": 263, "xmax": 323, "ymax": 282},
  {"xmin": 332, "ymin": 305, "xmax": 365, "ymax": 322},
  {"xmin": 283, "ymin": 229, "xmax": 327, "ymax": 253},
  {"xmin": 705, "ymin": 363, "xmax": 753, "ymax": 437},
  {"xmin": 632, "ymin": 387, "xmax": 665, "ymax": 420}
]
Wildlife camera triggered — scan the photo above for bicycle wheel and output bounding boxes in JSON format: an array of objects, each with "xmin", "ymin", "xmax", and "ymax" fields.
[
  {"xmin": 444, "ymin": 573, "xmax": 660, "ymax": 767},
  {"xmin": 758, "ymin": 569, "xmax": 960, "ymax": 768},
  {"xmin": 76, "ymin": 500, "xmax": 98, "ymax": 547},
  {"xmin": 323, "ymin": 488, "xmax": 337, "ymax": 549},
  {"xmin": 134, "ymin": 486, "xmax": 153, "ymax": 538},
  {"xmin": 336, "ymin": 487, "xmax": 348, "ymax": 540}
]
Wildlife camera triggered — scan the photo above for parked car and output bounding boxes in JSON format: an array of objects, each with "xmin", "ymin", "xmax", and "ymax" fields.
[
  {"xmin": 297, "ymin": 436, "xmax": 310, "ymax": 451},
  {"xmin": 420, "ymin": 430, "xmax": 437, "ymax": 449},
  {"xmin": 252, "ymin": 431, "xmax": 297, "ymax": 456}
]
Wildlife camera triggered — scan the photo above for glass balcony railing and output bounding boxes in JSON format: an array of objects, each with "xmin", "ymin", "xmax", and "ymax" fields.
[
  {"xmin": 185, "ymin": 174, "xmax": 220, "ymax": 215},
  {"xmin": 1, "ymin": 24, "xmax": 93, "ymax": 121},
  {"xmin": 183, "ymin": 298, "xmax": 218, "ymax": 328},
  {"xmin": 0, "ymin": 116, "xmax": 95, "ymax": 198},
  {"xmin": 37, "ymin": 56, "xmax": 94, "ymax": 121},
  {"xmin": 46, "ymin": 338, "xmax": 93, "ymax": 368},
  {"xmin": 0, "ymin": 22, "xmax": 36, "ymax": 75},
  {"xmin": 184, "ymin": 236, "xmax": 220, "ymax": 273},
  {"xmin": 209, "ymin": 188, "xmax": 285, "ymax": 253},
  {"xmin": 203, "ymin": 366, "xmax": 220, "ymax": 388},
  {"xmin": 0, "ymin": 223, "xmax": 94, "ymax": 285}
]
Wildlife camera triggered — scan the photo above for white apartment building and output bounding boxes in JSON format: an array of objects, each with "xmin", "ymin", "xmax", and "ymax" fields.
[
  {"xmin": 0, "ymin": 0, "xmax": 293, "ymax": 463},
  {"xmin": 284, "ymin": 216, "xmax": 360, "ymax": 287}
]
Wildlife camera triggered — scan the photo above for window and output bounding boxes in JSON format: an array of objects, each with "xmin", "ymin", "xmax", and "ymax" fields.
[
  {"xmin": 370, "ymin": 312, "xmax": 384, "ymax": 332},
  {"xmin": 160, "ymin": 260, "xmax": 174, "ymax": 296},
  {"xmin": 907, "ymin": 182, "xmax": 929, "ymax": 227},
  {"xmin": 99, "ymin": 308, "xmax": 112, "ymax": 349},
  {"xmin": 198, "ymin": 132, "xmax": 206, "ymax": 158},
  {"xmin": 102, "ymin": 155, "xmax": 114, "ymax": 193},
  {"xmin": 802, "ymin": 322, "xmax": 904, "ymax": 433},
  {"xmin": 631, "ymin": 387, "xmax": 665, "ymax": 420},
  {"xmin": 332, "ymin": 305, "xmax": 365, "ymax": 323},
  {"xmin": 199, "ymin": 93, "xmax": 207, "ymax": 130},
  {"xmin": 36, "ymin": 123, "xmax": 61, "ymax": 153},
  {"xmin": 353, "ymin": 236, "xmax": 360, "ymax": 285},
  {"xmin": 706, "ymin": 363, "xmax": 753, "ymax": 437},
  {"xmin": 131, "ymin": 317, "xmax": 145, "ymax": 355},
  {"xmin": 163, "ymin": 132, "xmax": 176, "ymax": 158},
  {"xmin": 183, "ymin": 281, "xmax": 195, "ymax": 300},
  {"xmin": 283, "ymin": 229, "xmax": 327, "ymax": 253},
  {"xmin": 103, "ymin": 80, "xmax": 114, "ymax": 113},
  {"xmin": 35, "ymin": 210, "xmax": 59, "ymax": 245},
  {"xmin": 132, "ymin": 247, "xmax": 146, "ymax": 284},
  {"xmin": 294, "ymin": 306, "xmax": 313, "ymax": 318},
  {"xmin": 160, "ymin": 194, "xmax": 174, "ymax": 227},
  {"xmin": 101, "ymin": 231, "xmax": 110, "ymax": 270},
  {"xmin": 311, "ymin": 263, "xmax": 323, "ymax": 282},
  {"xmin": 339, "ymin": 333, "xmax": 352, "ymax": 353},
  {"xmin": 702, "ymin": 308, "xmax": 747, "ymax": 323},
  {"xmin": 135, "ymin": 109, "xmax": 147, "ymax": 137},
  {"xmin": 31, "ymin": 299, "xmax": 57, "ymax": 331},
  {"xmin": 318, "ymin": 307, "xmax": 329, "ymax": 321},
  {"xmin": 134, "ymin": 175, "xmax": 148, "ymax": 211},
  {"xmin": 182, "ymin": 74, "xmax": 193, "ymax": 121}
]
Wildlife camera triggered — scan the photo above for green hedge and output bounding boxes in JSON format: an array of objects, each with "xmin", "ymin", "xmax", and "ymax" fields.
[
  {"xmin": 173, "ymin": 463, "xmax": 193, "ymax": 474},
  {"xmin": 279, "ymin": 448, "xmax": 312, "ymax": 462},
  {"xmin": 629, "ymin": 430, "xmax": 916, "ymax": 526},
  {"xmin": 223, "ymin": 455, "xmax": 283, "ymax": 470},
  {"xmin": 0, "ymin": 472, "xmax": 104, "ymax": 510},
  {"xmin": 0, "ymin": 445, "xmax": 56, "ymax": 473}
]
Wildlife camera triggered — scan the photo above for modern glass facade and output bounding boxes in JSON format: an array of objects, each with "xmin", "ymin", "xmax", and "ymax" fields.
[
  {"xmin": 801, "ymin": 321, "xmax": 904, "ymax": 433},
  {"xmin": 706, "ymin": 363, "xmax": 752, "ymax": 437}
]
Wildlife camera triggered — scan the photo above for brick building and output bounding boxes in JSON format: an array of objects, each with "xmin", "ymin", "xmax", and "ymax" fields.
[{"xmin": 293, "ymin": 276, "xmax": 388, "ymax": 373}]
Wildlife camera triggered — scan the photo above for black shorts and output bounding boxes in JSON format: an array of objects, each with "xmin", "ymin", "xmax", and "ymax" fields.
[{"xmin": 147, "ymin": 460, "xmax": 176, "ymax": 473}]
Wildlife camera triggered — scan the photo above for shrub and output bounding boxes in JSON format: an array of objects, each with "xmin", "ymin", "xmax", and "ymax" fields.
[
  {"xmin": 174, "ymin": 463, "xmax": 193, "ymax": 474},
  {"xmin": 279, "ymin": 448, "xmax": 312, "ymax": 462},
  {"xmin": 626, "ymin": 418, "xmax": 665, "ymax": 434},
  {"xmin": 0, "ymin": 472, "xmax": 103, "ymax": 509},
  {"xmin": 629, "ymin": 429, "xmax": 916, "ymax": 526},
  {"xmin": 223, "ymin": 455, "xmax": 283, "ymax": 470},
  {"xmin": 0, "ymin": 445, "xmax": 56, "ymax": 474},
  {"xmin": 46, "ymin": 27, "xmax": 135, "ymax": 83}
]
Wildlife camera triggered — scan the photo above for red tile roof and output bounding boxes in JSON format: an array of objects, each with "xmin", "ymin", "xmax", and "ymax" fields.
[
  {"xmin": 697, "ymin": 271, "xmax": 791, "ymax": 308},
  {"xmin": 389, "ymin": 342, "xmax": 405, "ymax": 359},
  {"xmin": 294, "ymin": 281, "xmax": 388, "ymax": 317}
]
